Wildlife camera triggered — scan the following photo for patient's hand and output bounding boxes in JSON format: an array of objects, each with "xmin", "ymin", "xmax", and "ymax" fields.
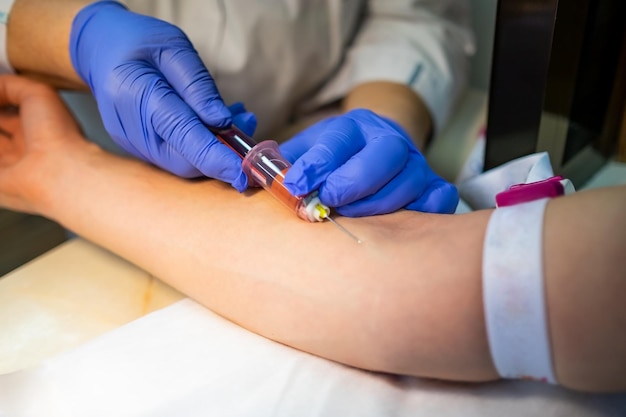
[{"xmin": 0, "ymin": 75, "xmax": 89, "ymax": 214}]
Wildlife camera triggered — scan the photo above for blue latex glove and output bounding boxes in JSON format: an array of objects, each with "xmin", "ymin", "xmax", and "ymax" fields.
[
  {"xmin": 228, "ymin": 102, "xmax": 257, "ymax": 138},
  {"xmin": 69, "ymin": 1, "xmax": 252, "ymax": 191},
  {"xmin": 280, "ymin": 109, "xmax": 459, "ymax": 216}
]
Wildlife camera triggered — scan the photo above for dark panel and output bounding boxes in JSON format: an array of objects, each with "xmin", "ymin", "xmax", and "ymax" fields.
[
  {"xmin": 485, "ymin": 0, "xmax": 626, "ymax": 186},
  {"xmin": 485, "ymin": 0, "xmax": 559, "ymax": 169}
]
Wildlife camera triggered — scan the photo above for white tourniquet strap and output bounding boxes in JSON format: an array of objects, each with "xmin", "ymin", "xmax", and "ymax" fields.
[
  {"xmin": 482, "ymin": 198, "xmax": 557, "ymax": 383},
  {"xmin": 0, "ymin": 0, "xmax": 15, "ymax": 74}
]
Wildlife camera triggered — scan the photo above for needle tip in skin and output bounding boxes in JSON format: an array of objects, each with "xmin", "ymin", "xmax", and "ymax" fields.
[{"xmin": 325, "ymin": 216, "xmax": 363, "ymax": 244}]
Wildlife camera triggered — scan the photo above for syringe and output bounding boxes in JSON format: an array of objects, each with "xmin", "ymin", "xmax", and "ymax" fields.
[{"xmin": 211, "ymin": 125, "xmax": 362, "ymax": 243}]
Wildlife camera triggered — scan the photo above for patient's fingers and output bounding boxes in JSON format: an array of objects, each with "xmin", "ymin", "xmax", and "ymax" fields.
[
  {"xmin": 0, "ymin": 105, "xmax": 20, "ymax": 138},
  {"xmin": 0, "ymin": 75, "xmax": 39, "ymax": 107},
  {"xmin": 0, "ymin": 106, "xmax": 21, "ymax": 165},
  {"xmin": 0, "ymin": 75, "xmax": 69, "ymax": 118},
  {"xmin": 0, "ymin": 127, "xmax": 23, "ymax": 167},
  {"xmin": 0, "ymin": 75, "xmax": 83, "ymax": 142},
  {"xmin": 0, "ymin": 126, "xmax": 12, "ymax": 139},
  {"xmin": 0, "ymin": 75, "xmax": 62, "ymax": 106}
]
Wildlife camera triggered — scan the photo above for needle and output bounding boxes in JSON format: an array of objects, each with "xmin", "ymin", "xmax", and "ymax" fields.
[{"xmin": 325, "ymin": 216, "xmax": 363, "ymax": 244}]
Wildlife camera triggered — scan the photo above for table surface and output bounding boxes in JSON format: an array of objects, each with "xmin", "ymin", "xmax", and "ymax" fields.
[{"xmin": 0, "ymin": 238, "xmax": 183, "ymax": 374}]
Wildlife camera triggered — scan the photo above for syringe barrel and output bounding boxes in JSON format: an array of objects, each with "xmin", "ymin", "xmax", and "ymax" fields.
[
  {"xmin": 211, "ymin": 125, "xmax": 256, "ymax": 158},
  {"xmin": 241, "ymin": 140, "xmax": 329, "ymax": 222}
]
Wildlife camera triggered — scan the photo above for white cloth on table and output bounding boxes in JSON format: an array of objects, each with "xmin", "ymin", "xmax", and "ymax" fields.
[{"xmin": 0, "ymin": 299, "xmax": 624, "ymax": 417}]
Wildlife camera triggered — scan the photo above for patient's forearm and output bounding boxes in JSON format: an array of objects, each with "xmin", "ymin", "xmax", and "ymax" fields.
[
  {"xmin": 544, "ymin": 187, "xmax": 626, "ymax": 391},
  {"xmin": 31, "ymin": 144, "xmax": 626, "ymax": 390},
  {"xmin": 34, "ymin": 143, "xmax": 497, "ymax": 382},
  {"xmin": 8, "ymin": 0, "xmax": 90, "ymax": 89}
]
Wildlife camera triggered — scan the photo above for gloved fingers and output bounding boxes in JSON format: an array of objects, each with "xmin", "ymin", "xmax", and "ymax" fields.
[
  {"xmin": 228, "ymin": 102, "xmax": 257, "ymax": 137},
  {"xmin": 405, "ymin": 177, "xmax": 459, "ymax": 214},
  {"xmin": 149, "ymin": 81, "xmax": 246, "ymax": 189},
  {"xmin": 178, "ymin": 132, "xmax": 247, "ymax": 190},
  {"xmin": 279, "ymin": 116, "xmax": 339, "ymax": 163},
  {"xmin": 283, "ymin": 118, "xmax": 368, "ymax": 196},
  {"xmin": 332, "ymin": 154, "xmax": 430, "ymax": 217},
  {"xmin": 152, "ymin": 141, "xmax": 202, "ymax": 178},
  {"xmin": 151, "ymin": 141, "xmax": 248, "ymax": 191},
  {"xmin": 129, "ymin": 125, "xmax": 215, "ymax": 180},
  {"xmin": 315, "ymin": 134, "xmax": 410, "ymax": 207},
  {"xmin": 156, "ymin": 45, "xmax": 231, "ymax": 128},
  {"xmin": 110, "ymin": 136, "xmax": 146, "ymax": 162},
  {"xmin": 279, "ymin": 131, "xmax": 315, "ymax": 164},
  {"xmin": 232, "ymin": 111, "xmax": 257, "ymax": 137},
  {"xmin": 180, "ymin": 128, "xmax": 247, "ymax": 189}
]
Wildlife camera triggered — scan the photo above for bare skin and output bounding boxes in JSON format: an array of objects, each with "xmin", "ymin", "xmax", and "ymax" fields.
[
  {"xmin": 0, "ymin": 75, "xmax": 624, "ymax": 392},
  {"xmin": 7, "ymin": 0, "xmax": 89, "ymax": 90}
]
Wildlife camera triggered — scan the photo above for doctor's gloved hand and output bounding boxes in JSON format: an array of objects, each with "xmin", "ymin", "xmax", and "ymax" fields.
[
  {"xmin": 279, "ymin": 109, "xmax": 459, "ymax": 217},
  {"xmin": 69, "ymin": 1, "xmax": 253, "ymax": 191}
]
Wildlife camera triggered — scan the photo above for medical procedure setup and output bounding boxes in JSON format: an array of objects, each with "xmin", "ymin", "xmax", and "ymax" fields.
[
  {"xmin": 1, "ymin": 0, "xmax": 626, "ymax": 416},
  {"xmin": 211, "ymin": 125, "xmax": 362, "ymax": 242}
]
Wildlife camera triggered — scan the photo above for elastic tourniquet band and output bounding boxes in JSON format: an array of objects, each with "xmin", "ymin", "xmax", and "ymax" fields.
[{"xmin": 482, "ymin": 198, "xmax": 557, "ymax": 383}]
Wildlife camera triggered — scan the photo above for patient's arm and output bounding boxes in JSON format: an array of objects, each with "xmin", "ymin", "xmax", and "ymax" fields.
[
  {"xmin": 38, "ymin": 135, "xmax": 626, "ymax": 392},
  {"xmin": 34, "ymin": 138, "xmax": 499, "ymax": 382},
  {"xmin": 8, "ymin": 0, "xmax": 90, "ymax": 89},
  {"xmin": 0, "ymin": 76, "xmax": 625, "ymax": 392}
]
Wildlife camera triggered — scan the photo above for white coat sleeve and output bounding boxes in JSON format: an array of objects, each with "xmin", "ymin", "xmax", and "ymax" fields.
[{"xmin": 306, "ymin": 0, "xmax": 475, "ymax": 133}]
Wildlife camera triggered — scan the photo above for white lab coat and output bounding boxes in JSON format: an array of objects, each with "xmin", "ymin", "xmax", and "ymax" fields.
[{"xmin": 121, "ymin": 0, "xmax": 475, "ymax": 138}]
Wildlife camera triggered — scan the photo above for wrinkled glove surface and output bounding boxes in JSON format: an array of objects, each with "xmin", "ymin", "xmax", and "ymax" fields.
[
  {"xmin": 280, "ymin": 109, "xmax": 459, "ymax": 216},
  {"xmin": 70, "ymin": 1, "xmax": 254, "ymax": 191}
]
